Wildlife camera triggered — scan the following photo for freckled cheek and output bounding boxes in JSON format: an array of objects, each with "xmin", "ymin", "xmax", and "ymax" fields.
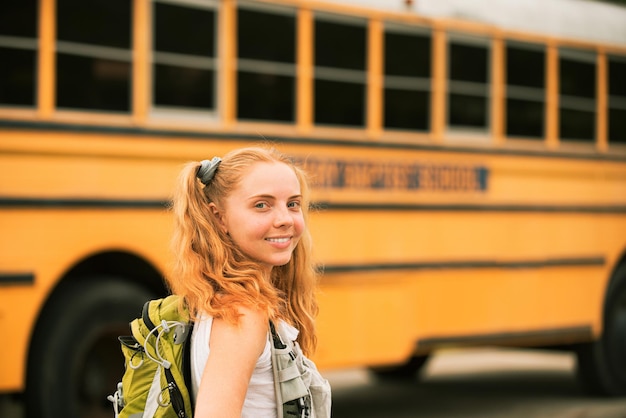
[
  {"xmin": 293, "ymin": 215, "xmax": 306, "ymax": 238},
  {"xmin": 239, "ymin": 214, "xmax": 267, "ymax": 234}
]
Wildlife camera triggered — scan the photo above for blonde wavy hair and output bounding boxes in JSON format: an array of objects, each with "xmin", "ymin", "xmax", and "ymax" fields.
[{"xmin": 167, "ymin": 146, "xmax": 318, "ymax": 354}]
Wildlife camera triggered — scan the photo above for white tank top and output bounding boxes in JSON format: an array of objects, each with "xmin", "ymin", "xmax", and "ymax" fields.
[{"xmin": 190, "ymin": 315, "xmax": 298, "ymax": 417}]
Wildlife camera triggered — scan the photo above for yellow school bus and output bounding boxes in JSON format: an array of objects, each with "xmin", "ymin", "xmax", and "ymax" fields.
[{"xmin": 1, "ymin": 0, "xmax": 625, "ymax": 417}]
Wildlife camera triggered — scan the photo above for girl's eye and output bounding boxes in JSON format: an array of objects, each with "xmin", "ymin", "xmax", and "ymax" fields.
[
  {"xmin": 255, "ymin": 202, "xmax": 268, "ymax": 209},
  {"xmin": 288, "ymin": 201, "xmax": 301, "ymax": 209}
]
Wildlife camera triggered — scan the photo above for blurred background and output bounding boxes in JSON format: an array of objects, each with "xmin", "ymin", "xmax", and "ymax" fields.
[{"xmin": 1, "ymin": 0, "xmax": 626, "ymax": 417}]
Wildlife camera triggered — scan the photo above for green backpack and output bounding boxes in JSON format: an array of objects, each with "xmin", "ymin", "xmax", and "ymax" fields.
[
  {"xmin": 109, "ymin": 295, "xmax": 319, "ymax": 418},
  {"xmin": 109, "ymin": 295, "xmax": 192, "ymax": 418}
]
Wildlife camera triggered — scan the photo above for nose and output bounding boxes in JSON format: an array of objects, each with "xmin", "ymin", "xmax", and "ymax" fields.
[{"xmin": 273, "ymin": 205, "xmax": 294, "ymax": 228}]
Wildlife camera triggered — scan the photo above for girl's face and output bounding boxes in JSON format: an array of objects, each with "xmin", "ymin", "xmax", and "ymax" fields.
[{"xmin": 214, "ymin": 161, "xmax": 305, "ymax": 272}]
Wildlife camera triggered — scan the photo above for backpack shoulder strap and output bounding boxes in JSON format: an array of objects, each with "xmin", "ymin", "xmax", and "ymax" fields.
[
  {"xmin": 269, "ymin": 320, "xmax": 311, "ymax": 418},
  {"xmin": 269, "ymin": 320, "xmax": 286, "ymax": 349},
  {"xmin": 141, "ymin": 299, "xmax": 155, "ymax": 330},
  {"xmin": 142, "ymin": 295, "xmax": 193, "ymax": 418}
]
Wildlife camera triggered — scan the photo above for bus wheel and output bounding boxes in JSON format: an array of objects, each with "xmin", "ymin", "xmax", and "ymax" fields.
[
  {"xmin": 25, "ymin": 278, "xmax": 155, "ymax": 418},
  {"xmin": 369, "ymin": 355, "xmax": 429, "ymax": 380},
  {"xmin": 576, "ymin": 263, "xmax": 626, "ymax": 396}
]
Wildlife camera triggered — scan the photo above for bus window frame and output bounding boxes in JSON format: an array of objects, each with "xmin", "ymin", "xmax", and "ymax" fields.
[
  {"xmin": 607, "ymin": 53, "xmax": 626, "ymax": 150},
  {"xmin": 149, "ymin": 0, "xmax": 221, "ymax": 123},
  {"xmin": 235, "ymin": 0, "xmax": 298, "ymax": 124},
  {"xmin": 312, "ymin": 10, "xmax": 368, "ymax": 129},
  {"xmin": 54, "ymin": 0, "xmax": 133, "ymax": 114},
  {"xmin": 382, "ymin": 21, "xmax": 432, "ymax": 133},
  {"xmin": 557, "ymin": 47, "xmax": 597, "ymax": 146},
  {"xmin": 55, "ymin": 43, "xmax": 133, "ymax": 115},
  {"xmin": 503, "ymin": 39, "xmax": 547, "ymax": 141},
  {"xmin": 445, "ymin": 31, "xmax": 492, "ymax": 142}
]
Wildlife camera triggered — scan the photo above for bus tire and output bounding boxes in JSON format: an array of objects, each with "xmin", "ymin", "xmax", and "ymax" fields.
[
  {"xmin": 576, "ymin": 263, "xmax": 626, "ymax": 396},
  {"xmin": 369, "ymin": 355, "xmax": 429, "ymax": 380},
  {"xmin": 25, "ymin": 277, "xmax": 155, "ymax": 418}
]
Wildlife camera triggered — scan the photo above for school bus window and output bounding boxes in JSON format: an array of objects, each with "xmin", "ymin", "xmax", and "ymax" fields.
[
  {"xmin": 153, "ymin": 1, "xmax": 217, "ymax": 112},
  {"xmin": 56, "ymin": 52, "xmax": 131, "ymax": 112},
  {"xmin": 56, "ymin": 0, "xmax": 132, "ymax": 112},
  {"xmin": 314, "ymin": 15, "xmax": 367, "ymax": 127},
  {"xmin": 608, "ymin": 55, "xmax": 626, "ymax": 145},
  {"xmin": 558, "ymin": 49, "xmax": 596, "ymax": 142},
  {"xmin": 383, "ymin": 25, "xmax": 431, "ymax": 131},
  {"xmin": 0, "ymin": 0, "xmax": 37, "ymax": 38},
  {"xmin": 447, "ymin": 37, "xmax": 489, "ymax": 130},
  {"xmin": 58, "ymin": 0, "xmax": 130, "ymax": 48},
  {"xmin": 237, "ymin": 6, "xmax": 296, "ymax": 122},
  {"xmin": 505, "ymin": 42, "xmax": 546, "ymax": 139},
  {"xmin": 0, "ymin": 0, "xmax": 38, "ymax": 107},
  {"xmin": 0, "ymin": 47, "xmax": 37, "ymax": 107}
]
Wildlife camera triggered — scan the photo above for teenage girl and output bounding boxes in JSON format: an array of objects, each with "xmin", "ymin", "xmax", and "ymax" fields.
[{"xmin": 167, "ymin": 146, "xmax": 329, "ymax": 417}]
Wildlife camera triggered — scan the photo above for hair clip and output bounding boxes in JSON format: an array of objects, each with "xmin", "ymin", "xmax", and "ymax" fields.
[{"xmin": 197, "ymin": 157, "xmax": 222, "ymax": 185}]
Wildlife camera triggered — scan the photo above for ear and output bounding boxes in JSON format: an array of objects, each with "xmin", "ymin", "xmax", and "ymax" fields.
[{"xmin": 208, "ymin": 203, "xmax": 228, "ymax": 234}]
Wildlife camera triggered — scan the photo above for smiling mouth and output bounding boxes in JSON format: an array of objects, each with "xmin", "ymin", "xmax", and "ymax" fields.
[{"xmin": 266, "ymin": 237, "xmax": 290, "ymax": 243}]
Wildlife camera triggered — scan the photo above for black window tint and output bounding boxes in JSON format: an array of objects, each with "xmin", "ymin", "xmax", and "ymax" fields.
[
  {"xmin": 153, "ymin": 2, "xmax": 216, "ymax": 111},
  {"xmin": 155, "ymin": 3, "xmax": 215, "ymax": 56},
  {"xmin": 385, "ymin": 31, "xmax": 430, "ymax": 78},
  {"xmin": 449, "ymin": 94, "xmax": 487, "ymax": 127},
  {"xmin": 384, "ymin": 89, "xmax": 429, "ymax": 130},
  {"xmin": 314, "ymin": 79, "xmax": 364, "ymax": 126},
  {"xmin": 559, "ymin": 108, "xmax": 595, "ymax": 140},
  {"xmin": 449, "ymin": 43, "xmax": 487, "ymax": 83},
  {"xmin": 609, "ymin": 58, "xmax": 626, "ymax": 97},
  {"xmin": 507, "ymin": 45, "xmax": 545, "ymax": 88},
  {"xmin": 238, "ymin": 8, "xmax": 295, "ymax": 63},
  {"xmin": 560, "ymin": 58, "xmax": 595, "ymax": 99},
  {"xmin": 608, "ymin": 57, "xmax": 626, "ymax": 144},
  {"xmin": 0, "ymin": 2, "xmax": 38, "ymax": 107},
  {"xmin": 57, "ymin": 0, "xmax": 131, "ymax": 48},
  {"xmin": 237, "ymin": 72, "xmax": 294, "ymax": 121},
  {"xmin": 0, "ymin": 0, "xmax": 38, "ymax": 37},
  {"xmin": 505, "ymin": 43, "xmax": 545, "ymax": 138},
  {"xmin": 448, "ymin": 41, "xmax": 489, "ymax": 130},
  {"xmin": 236, "ymin": 7, "xmax": 295, "ymax": 122},
  {"xmin": 609, "ymin": 108, "xmax": 626, "ymax": 144},
  {"xmin": 154, "ymin": 64, "xmax": 214, "ymax": 109},
  {"xmin": 56, "ymin": 53, "xmax": 130, "ymax": 111},
  {"xmin": 314, "ymin": 16, "xmax": 366, "ymax": 128},
  {"xmin": 315, "ymin": 20, "xmax": 366, "ymax": 70},
  {"xmin": 506, "ymin": 98, "xmax": 544, "ymax": 137},
  {"xmin": 0, "ymin": 47, "xmax": 36, "ymax": 106},
  {"xmin": 558, "ymin": 53, "xmax": 596, "ymax": 142}
]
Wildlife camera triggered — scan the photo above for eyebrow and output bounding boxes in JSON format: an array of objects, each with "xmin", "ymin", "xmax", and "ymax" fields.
[{"xmin": 247, "ymin": 194, "xmax": 302, "ymax": 201}]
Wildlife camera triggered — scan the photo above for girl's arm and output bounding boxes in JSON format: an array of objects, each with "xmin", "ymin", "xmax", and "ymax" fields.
[{"xmin": 194, "ymin": 307, "xmax": 268, "ymax": 418}]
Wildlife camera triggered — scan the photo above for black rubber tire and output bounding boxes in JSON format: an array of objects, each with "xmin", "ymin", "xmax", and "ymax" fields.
[
  {"xmin": 576, "ymin": 262, "xmax": 626, "ymax": 396},
  {"xmin": 25, "ymin": 278, "xmax": 155, "ymax": 418},
  {"xmin": 369, "ymin": 355, "xmax": 429, "ymax": 380}
]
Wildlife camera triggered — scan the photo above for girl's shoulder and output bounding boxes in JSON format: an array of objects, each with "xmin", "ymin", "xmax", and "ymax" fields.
[{"xmin": 196, "ymin": 309, "xmax": 298, "ymax": 343}]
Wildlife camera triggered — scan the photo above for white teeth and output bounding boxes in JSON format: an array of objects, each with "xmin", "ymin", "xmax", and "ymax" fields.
[{"xmin": 267, "ymin": 237, "xmax": 289, "ymax": 243}]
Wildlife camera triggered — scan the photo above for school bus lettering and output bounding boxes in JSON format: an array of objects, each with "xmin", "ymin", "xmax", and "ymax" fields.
[
  {"xmin": 301, "ymin": 159, "xmax": 489, "ymax": 192},
  {"xmin": 302, "ymin": 158, "xmax": 346, "ymax": 188}
]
